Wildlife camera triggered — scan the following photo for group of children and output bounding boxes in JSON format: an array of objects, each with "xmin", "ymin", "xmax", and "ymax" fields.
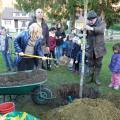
[
  {"xmin": 50, "ymin": 29, "xmax": 120, "ymax": 90},
  {"xmin": 49, "ymin": 27, "xmax": 87, "ymax": 73}
]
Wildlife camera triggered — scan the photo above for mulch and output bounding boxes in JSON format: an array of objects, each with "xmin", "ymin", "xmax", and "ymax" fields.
[{"xmin": 44, "ymin": 98, "xmax": 120, "ymax": 120}]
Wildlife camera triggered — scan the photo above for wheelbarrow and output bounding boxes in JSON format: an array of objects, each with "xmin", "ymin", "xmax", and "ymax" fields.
[{"xmin": 0, "ymin": 69, "xmax": 54, "ymax": 105}]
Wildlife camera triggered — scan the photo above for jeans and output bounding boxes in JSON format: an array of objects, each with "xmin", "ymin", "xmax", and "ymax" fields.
[
  {"xmin": 1, "ymin": 51, "xmax": 14, "ymax": 71},
  {"xmin": 55, "ymin": 45, "xmax": 62, "ymax": 60}
]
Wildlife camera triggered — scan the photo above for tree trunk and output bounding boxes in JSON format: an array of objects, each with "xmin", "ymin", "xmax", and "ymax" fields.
[{"xmin": 99, "ymin": 0, "xmax": 105, "ymax": 20}]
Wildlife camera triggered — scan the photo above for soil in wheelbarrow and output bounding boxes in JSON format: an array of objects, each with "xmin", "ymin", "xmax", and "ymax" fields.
[
  {"xmin": 0, "ymin": 70, "xmax": 47, "ymax": 87},
  {"xmin": 44, "ymin": 98, "xmax": 120, "ymax": 120}
]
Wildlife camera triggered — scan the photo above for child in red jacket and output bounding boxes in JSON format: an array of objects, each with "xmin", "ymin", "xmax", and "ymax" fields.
[{"xmin": 49, "ymin": 27, "xmax": 57, "ymax": 67}]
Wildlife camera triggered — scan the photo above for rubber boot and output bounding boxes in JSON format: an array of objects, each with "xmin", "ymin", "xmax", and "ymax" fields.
[
  {"xmin": 93, "ymin": 67, "xmax": 101, "ymax": 85},
  {"xmin": 84, "ymin": 67, "xmax": 94, "ymax": 84}
]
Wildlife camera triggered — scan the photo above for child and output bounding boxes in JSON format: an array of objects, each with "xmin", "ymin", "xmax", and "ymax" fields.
[
  {"xmin": 49, "ymin": 27, "xmax": 57, "ymax": 67},
  {"xmin": 108, "ymin": 43, "xmax": 120, "ymax": 90},
  {"xmin": 65, "ymin": 35, "xmax": 73, "ymax": 58},
  {"xmin": 71, "ymin": 36, "xmax": 81, "ymax": 73},
  {"xmin": 62, "ymin": 37, "xmax": 68, "ymax": 56},
  {"xmin": 0, "ymin": 27, "xmax": 14, "ymax": 71},
  {"xmin": 75, "ymin": 46, "xmax": 88, "ymax": 74}
]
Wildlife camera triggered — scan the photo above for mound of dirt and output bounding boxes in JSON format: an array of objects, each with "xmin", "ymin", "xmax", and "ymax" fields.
[
  {"xmin": 45, "ymin": 98, "xmax": 120, "ymax": 120},
  {"xmin": 102, "ymin": 93, "xmax": 120, "ymax": 110}
]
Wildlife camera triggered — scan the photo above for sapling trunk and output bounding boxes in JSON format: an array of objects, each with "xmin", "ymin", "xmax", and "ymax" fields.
[{"xmin": 79, "ymin": 0, "xmax": 88, "ymax": 98}]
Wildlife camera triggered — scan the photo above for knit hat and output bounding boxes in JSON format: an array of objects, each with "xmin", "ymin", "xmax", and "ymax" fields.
[{"xmin": 87, "ymin": 10, "xmax": 97, "ymax": 20}]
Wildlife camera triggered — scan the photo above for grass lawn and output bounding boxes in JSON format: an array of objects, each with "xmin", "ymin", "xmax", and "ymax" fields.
[
  {"xmin": 110, "ymin": 24, "xmax": 120, "ymax": 31},
  {"xmin": 0, "ymin": 41, "xmax": 120, "ymax": 96},
  {"xmin": 0, "ymin": 53, "xmax": 6, "ymax": 72}
]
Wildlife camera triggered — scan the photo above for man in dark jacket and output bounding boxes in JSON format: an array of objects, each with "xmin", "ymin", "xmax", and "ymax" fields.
[
  {"xmin": 85, "ymin": 10, "xmax": 106, "ymax": 85},
  {"xmin": 28, "ymin": 8, "xmax": 50, "ymax": 70}
]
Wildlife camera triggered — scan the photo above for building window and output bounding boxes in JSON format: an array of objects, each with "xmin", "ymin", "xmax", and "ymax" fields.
[
  {"xmin": 13, "ymin": 12, "xmax": 21, "ymax": 17},
  {"xmin": 22, "ymin": 13, "xmax": 27, "ymax": 16},
  {"xmin": 22, "ymin": 21, "xmax": 26, "ymax": 27},
  {"xmin": 5, "ymin": 20, "xmax": 11, "ymax": 25},
  {"xmin": 15, "ymin": 13, "xmax": 20, "ymax": 16},
  {"xmin": 13, "ymin": 12, "xmax": 20, "ymax": 17}
]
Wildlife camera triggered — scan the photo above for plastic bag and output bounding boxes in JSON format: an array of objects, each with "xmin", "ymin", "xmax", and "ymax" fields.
[
  {"xmin": 59, "ymin": 55, "xmax": 69, "ymax": 65},
  {"xmin": 0, "ymin": 111, "xmax": 39, "ymax": 120}
]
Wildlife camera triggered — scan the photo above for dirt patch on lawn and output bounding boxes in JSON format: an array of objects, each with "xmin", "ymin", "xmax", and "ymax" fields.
[
  {"xmin": 44, "ymin": 98, "xmax": 120, "ymax": 120},
  {"xmin": 0, "ymin": 69, "xmax": 47, "ymax": 86}
]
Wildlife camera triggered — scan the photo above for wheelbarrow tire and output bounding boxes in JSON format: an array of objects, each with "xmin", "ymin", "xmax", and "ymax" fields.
[{"xmin": 31, "ymin": 86, "xmax": 52, "ymax": 105}]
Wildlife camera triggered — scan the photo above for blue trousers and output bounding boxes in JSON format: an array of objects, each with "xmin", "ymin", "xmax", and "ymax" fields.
[
  {"xmin": 1, "ymin": 51, "xmax": 14, "ymax": 71},
  {"xmin": 55, "ymin": 46, "xmax": 62, "ymax": 60}
]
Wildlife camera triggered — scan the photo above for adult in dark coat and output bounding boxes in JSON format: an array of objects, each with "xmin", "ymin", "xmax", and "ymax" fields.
[
  {"xmin": 85, "ymin": 10, "xmax": 107, "ymax": 85},
  {"xmin": 28, "ymin": 8, "xmax": 49, "ymax": 48},
  {"xmin": 28, "ymin": 8, "xmax": 50, "ymax": 70}
]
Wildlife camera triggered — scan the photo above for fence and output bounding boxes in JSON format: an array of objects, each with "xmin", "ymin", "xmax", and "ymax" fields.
[{"xmin": 105, "ymin": 29, "xmax": 120, "ymax": 41}]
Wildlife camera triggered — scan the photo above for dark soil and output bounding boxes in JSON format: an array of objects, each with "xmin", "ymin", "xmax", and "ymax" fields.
[{"xmin": 0, "ymin": 69, "xmax": 47, "ymax": 87}]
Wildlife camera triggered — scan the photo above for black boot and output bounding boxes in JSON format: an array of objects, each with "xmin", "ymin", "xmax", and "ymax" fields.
[
  {"xmin": 41, "ymin": 61, "xmax": 46, "ymax": 70},
  {"xmin": 47, "ymin": 64, "xmax": 51, "ymax": 71},
  {"xmin": 84, "ymin": 67, "xmax": 94, "ymax": 84}
]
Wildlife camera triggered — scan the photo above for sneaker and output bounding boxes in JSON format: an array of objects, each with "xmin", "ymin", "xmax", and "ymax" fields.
[
  {"xmin": 95, "ymin": 80, "xmax": 101, "ymax": 85},
  {"xmin": 54, "ymin": 64, "xmax": 59, "ymax": 68},
  {"xmin": 114, "ymin": 86, "xmax": 119, "ymax": 90},
  {"xmin": 72, "ymin": 70, "xmax": 76, "ymax": 73},
  {"xmin": 108, "ymin": 83, "xmax": 113, "ymax": 88},
  {"xmin": 75, "ymin": 71, "xmax": 79, "ymax": 74}
]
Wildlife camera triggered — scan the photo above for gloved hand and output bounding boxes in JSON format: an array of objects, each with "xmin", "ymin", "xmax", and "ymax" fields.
[
  {"xmin": 18, "ymin": 52, "xmax": 24, "ymax": 56},
  {"xmin": 85, "ymin": 25, "xmax": 94, "ymax": 31},
  {"xmin": 42, "ymin": 56, "xmax": 47, "ymax": 60},
  {"xmin": 75, "ymin": 60, "xmax": 78, "ymax": 64}
]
